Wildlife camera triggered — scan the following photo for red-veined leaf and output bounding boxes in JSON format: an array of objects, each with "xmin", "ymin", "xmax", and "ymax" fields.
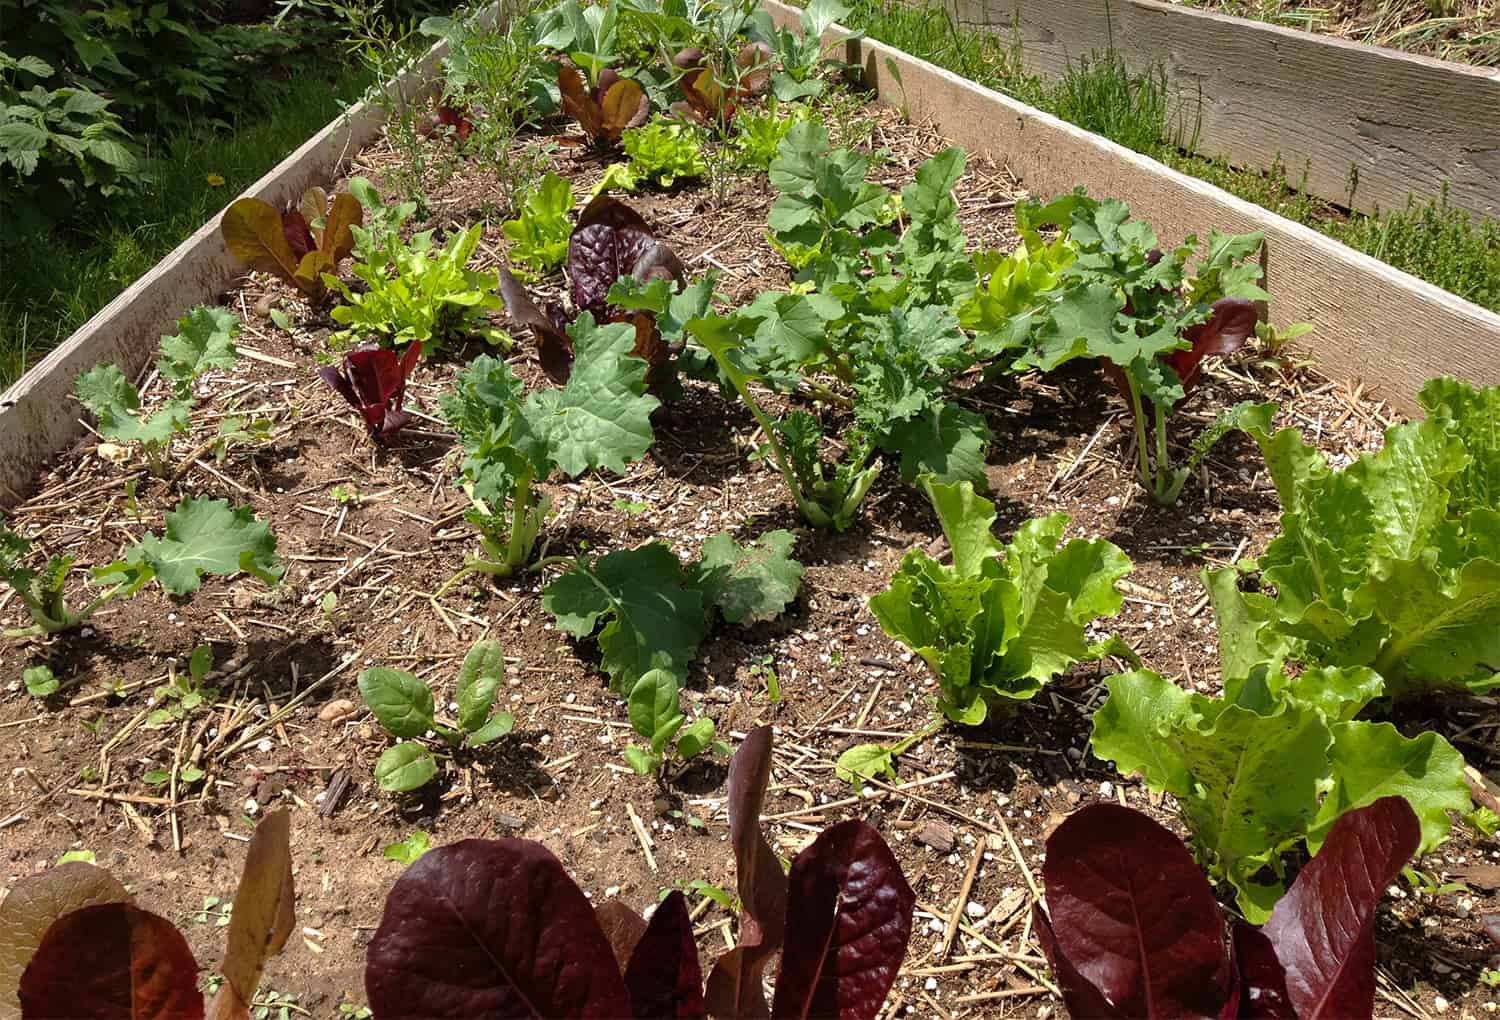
[
  {"xmin": 569, "ymin": 195, "xmax": 657, "ymax": 319},
  {"xmin": 1224, "ymin": 921, "xmax": 1294, "ymax": 1019}
]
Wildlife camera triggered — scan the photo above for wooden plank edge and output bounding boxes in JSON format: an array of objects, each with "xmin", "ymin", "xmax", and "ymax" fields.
[
  {"xmin": 762, "ymin": 0, "xmax": 1500, "ymax": 416},
  {"xmin": 0, "ymin": 6, "xmax": 502, "ymax": 508}
]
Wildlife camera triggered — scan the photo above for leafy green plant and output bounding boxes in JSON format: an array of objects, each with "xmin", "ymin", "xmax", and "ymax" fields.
[
  {"xmin": 23, "ymin": 664, "xmax": 59, "ymax": 699},
  {"xmin": 347, "ymin": 176, "xmax": 417, "ymax": 260},
  {"xmin": 1209, "ymin": 377, "xmax": 1500, "ymax": 700},
  {"xmin": 1092, "ymin": 659, "xmax": 1470, "ymax": 922},
  {"xmin": 836, "ymin": 718, "xmax": 941, "ymax": 788},
  {"xmin": 0, "ymin": 50, "xmax": 145, "ymax": 233},
  {"xmin": 2, "ymin": 496, "xmax": 281, "ymax": 638},
  {"xmin": 439, "ymin": 319, "xmax": 659, "ymax": 586},
  {"xmin": 622, "ymin": 115, "xmax": 707, "ymax": 187},
  {"xmin": 501, "ymin": 172, "xmax": 576, "ymax": 280},
  {"xmin": 543, "ymin": 530, "xmax": 803, "ymax": 774},
  {"xmin": 191, "ymin": 896, "xmax": 233, "ymax": 928},
  {"xmin": 870, "ymin": 478, "xmax": 1135, "ymax": 723},
  {"xmin": 328, "ymin": 223, "xmax": 505, "ymax": 355},
  {"xmin": 732, "ymin": 98, "xmax": 812, "ymax": 170},
  {"xmin": 1002, "ymin": 191, "xmax": 1277, "ymax": 504},
  {"xmin": 359, "ymin": 640, "xmax": 516, "ymax": 794},
  {"xmin": 72, "ymin": 305, "xmax": 240, "ymax": 475},
  {"xmin": 749, "ymin": 0, "xmax": 860, "ymax": 100},
  {"xmin": 146, "ymin": 645, "xmax": 217, "ymax": 728},
  {"xmin": 382, "ymin": 831, "xmax": 431, "ymax": 865}
]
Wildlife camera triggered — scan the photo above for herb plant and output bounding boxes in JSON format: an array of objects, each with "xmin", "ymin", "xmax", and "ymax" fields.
[
  {"xmin": 622, "ymin": 115, "xmax": 707, "ymax": 187},
  {"xmin": 359, "ymin": 640, "xmax": 516, "ymax": 793},
  {"xmin": 222, "ymin": 187, "xmax": 362, "ymax": 302},
  {"xmin": 870, "ymin": 479, "xmax": 1135, "ymax": 723},
  {"xmin": 72, "ymin": 305, "xmax": 241, "ymax": 475},
  {"xmin": 1211, "ymin": 377, "xmax": 1500, "ymax": 699},
  {"xmin": 1035, "ymin": 797, "xmax": 1422, "ymax": 1019},
  {"xmin": 501, "ymin": 171, "xmax": 577, "ymax": 280},
  {"xmin": 364, "ymin": 726, "xmax": 916, "ymax": 1019},
  {"xmin": 3, "ymin": 496, "xmax": 281, "ymax": 637},
  {"xmin": 327, "ymin": 223, "xmax": 505, "ymax": 355}
]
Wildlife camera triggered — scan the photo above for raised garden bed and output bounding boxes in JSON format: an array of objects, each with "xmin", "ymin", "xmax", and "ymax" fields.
[{"xmin": 2, "ymin": 2, "xmax": 1498, "ymax": 1018}]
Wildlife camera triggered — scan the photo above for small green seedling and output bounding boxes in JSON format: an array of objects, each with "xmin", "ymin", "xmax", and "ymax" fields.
[
  {"xmin": 382, "ymin": 831, "xmax": 431, "ymax": 865},
  {"xmin": 836, "ymin": 718, "xmax": 943, "ymax": 789},
  {"xmin": 359, "ymin": 640, "xmax": 516, "ymax": 793},
  {"xmin": 622, "ymin": 668, "xmax": 727, "ymax": 777},
  {"xmin": 192, "ymin": 895, "xmax": 234, "ymax": 927},
  {"xmin": 24, "ymin": 664, "xmax": 59, "ymax": 698},
  {"xmin": 147, "ymin": 645, "xmax": 217, "ymax": 727}
]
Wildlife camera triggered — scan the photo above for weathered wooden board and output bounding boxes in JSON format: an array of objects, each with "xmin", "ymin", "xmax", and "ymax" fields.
[
  {"xmin": 936, "ymin": 0, "xmax": 1500, "ymax": 220},
  {"xmin": 0, "ymin": 13, "xmax": 497, "ymax": 507},
  {"xmin": 764, "ymin": 0, "xmax": 1500, "ymax": 413}
]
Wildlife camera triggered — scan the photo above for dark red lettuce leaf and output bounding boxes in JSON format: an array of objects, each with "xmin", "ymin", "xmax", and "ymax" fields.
[
  {"xmin": 318, "ymin": 342, "xmax": 422, "ymax": 438},
  {"xmin": 769, "ymin": 820, "xmax": 915, "ymax": 1020},
  {"xmin": 364, "ymin": 838, "xmax": 632, "ymax": 1019},
  {"xmin": 704, "ymin": 725, "xmax": 788, "ymax": 1020},
  {"xmin": 1224, "ymin": 921, "xmax": 1294, "ymax": 1019},
  {"xmin": 1260, "ymin": 796, "xmax": 1419, "ymax": 1020},
  {"xmin": 19, "ymin": 902, "xmax": 203, "ymax": 1020},
  {"xmin": 1164, "ymin": 297, "xmax": 1259, "ymax": 393},
  {"xmin": 436, "ymin": 103, "xmax": 474, "ymax": 143},
  {"xmin": 282, "ymin": 209, "xmax": 315, "ymax": 260},
  {"xmin": 559, "ymin": 64, "xmax": 647, "ymax": 147},
  {"xmin": 1033, "ymin": 902, "xmax": 1126, "ymax": 1019},
  {"xmin": 499, "ymin": 267, "xmax": 575, "ymax": 384},
  {"xmin": 569, "ymin": 195, "xmax": 659, "ymax": 319},
  {"xmin": 1039, "ymin": 802, "xmax": 1227, "ymax": 1018},
  {"xmin": 623, "ymin": 891, "xmax": 706, "ymax": 1019},
  {"xmin": 596, "ymin": 901, "xmax": 649, "ymax": 972}
]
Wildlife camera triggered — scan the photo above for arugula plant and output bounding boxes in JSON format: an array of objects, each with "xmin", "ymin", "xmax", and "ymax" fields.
[
  {"xmin": 1208, "ymin": 377, "xmax": 1500, "ymax": 700},
  {"xmin": 326, "ymin": 223, "xmax": 505, "ymax": 356},
  {"xmin": 869, "ymin": 479, "xmax": 1135, "ymax": 724},
  {"xmin": 438, "ymin": 321, "xmax": 659, "ymax": 585},
  {"xmin": 748, "ymin": 0, "xmax": 860, "ymax": 100},
  {"xmin": 222, "ymin": 187, "xmax": 362, "ymax": 303},
  {"xmin": 73, "ymin": 306, "xmax": 241, "ymax": 476},
  {"xmin": 501, "ymin": 171, "xmax": 577, "ymax": 280},
  {"xmin": 1090, "ymin": 660, "xmax": 1468, "ymax": 921},
  {"xmin": 359, "ymin": 640, "xmax": 516, "ymax": 793},
  {"xmin": 1035, "ymin": 797, "xmax": 1422, "ymax": 1019},
  {"xmin": 622, "ymin": 115, "xmax": 707, "ymax": 187},
  {"xmin": 1007, "ymin": 192, "xmax": 1274, "ymax": 504},
  {"xmin": 2, "ymin": 496, "xmax": 282, "ymax": 638},
  {"xmin": 363, "ymin": 727, "xmax": 915, "ymax": 1020}
]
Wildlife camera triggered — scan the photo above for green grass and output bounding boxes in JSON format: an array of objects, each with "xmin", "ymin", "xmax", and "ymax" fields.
[
  {"xmin": 0, "ymin": 65, "xmax": 373, "ymax": 388},
  {"xmin": 839, "ymin": 0, "xmax": 1500, "ymax": 314}
]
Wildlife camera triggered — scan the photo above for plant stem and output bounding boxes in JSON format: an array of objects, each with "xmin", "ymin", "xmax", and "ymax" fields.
[
  {"xmin": 1152, "ymin": 402, "xmax": 1174, "ymax": 504},
  {"xmin": 1125, "ymin": 375, "xmax": 1153, "ymax": 493}
]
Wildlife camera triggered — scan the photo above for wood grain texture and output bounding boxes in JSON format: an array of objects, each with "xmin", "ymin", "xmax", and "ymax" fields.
[
  {"xmin": 763, "ymin": 0, "xmax": 1500, "ymax": 415},
  {"xmin": 939, "ymin": 0, "xmax": 1500, "ymax": 220},
  {"xmin": 0, "ymin": 12, "xmax": 498, "ymax": 508}
]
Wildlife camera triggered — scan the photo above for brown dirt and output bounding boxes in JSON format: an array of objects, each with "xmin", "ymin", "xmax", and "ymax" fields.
[{"xmin": 3, "ymin": 90, "xmax": 1498, "ymax": 1020}]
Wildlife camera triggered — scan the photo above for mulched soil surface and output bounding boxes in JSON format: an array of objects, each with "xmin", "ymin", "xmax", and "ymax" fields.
[{"xmin": 3, "ymin": 91, "xmax": 1498, "ymax": 1019}]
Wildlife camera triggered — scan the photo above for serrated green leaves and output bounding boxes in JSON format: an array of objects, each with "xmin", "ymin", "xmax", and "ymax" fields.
[
  {"xmin": 74, "ymin": 363, "xmax": 190, "ymax": 453},
  {"xmin": 870, "ymin": 480, "xmax": 1132, "ymax": 722},
  {"xmin": 131, "ymin": 497, "xmax": 283, "ymax": 595},
  {"xmin": 544, "ymin": 542, "xmax": 706, "ymax": 693},
  {"xmin": 621, "ymin": 116, "xmax": 707, "ymax": 187},
  {"xmin": 691, "ymin": 530, "xmax": 804, "ymax": 625},
  {"xmin": 156, "ymin": 306, "xmax": 239, "ymax": 394}
]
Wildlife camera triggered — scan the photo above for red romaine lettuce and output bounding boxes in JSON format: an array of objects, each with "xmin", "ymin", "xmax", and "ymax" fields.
[
  {"xmin": 319, "ymin": 341, "xmax": 423, "ymax": 439},
  {"xmin": 1034, "ymin": 796, "xmax": 1421, "ymax": 1019},
  {"xmin": 435, "ymin": 102, "xmax": 474, "ymax": 143},
  {"xmin": 1164, "ymin": 296, "xmax": 1260, "ymax": 394},
  {"xmin": 559, "ymin": 64, "xmax": 648, "ymax": 148},
  {"xmin": 222, "ymin": 187, "xmax": 362, "ymax": 301}
]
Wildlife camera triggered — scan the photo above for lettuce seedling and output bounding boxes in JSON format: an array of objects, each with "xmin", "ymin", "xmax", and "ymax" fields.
[
  {"xmin": 1035, "ymin": 797, "xmax": 1421, "ymax": 1019},
  {"xmin": 222, "ymin": 186, "xmax": 362, "ymax": 302},
  {"xmin": 347, "ymin": 176, "xmax": 417, "ymax": 260},
  {"xmin": 732, "ymin": 98, "xmax": 813, "ymax": 170},
  {"xmin": 2, "ymin": 496, "xmax": 280, "ymax": 637},
  {"xmin": 359, "ymin": 640, "xmax": 516, "ymax": 793},
  {"xmin": 318, "ymin": 341, "xmax": 422, "ymax": 440},
  {"xmin": 364, "ymin": 727, "xmax": 915, "ymax": 1020},
  {"xmin": 622, "ymin": 115, "xmax": 707, "ymax": 187},
  {"xmin": 73, "ymin": 305, "xmax": 240, "ymax": 475},
  {"xmin": 870, "ymin": 478, "xmax": 1135, "ymax": 723},
  {"xmin": 7, "ymin": 811, "xmax": 294, "ymax": 1019},
  {"xmin": 1209, "ymin": 379, "xmax": 1500, "ymax": 699},
  {"xmin": 560, "ymin": 64, "xmax": 648, "ymax": 149},
  {"xmin": 439, "ymin": 319, "xmax": 659, "ymax": 584},
  {"xmin": 500, "ymin": 171, "xmax": 577, "ymax": 280},
  {"xmin": 1014, "ymin": 192, "xmax": 1273, "ymax": 504},
  {"xmin": 1091, "ymin": 662, "xmax": 1468, "ymax": 920},
  {"xmin": 327, "ymin": 222, "xmax": 505, "ymax": 356}
]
